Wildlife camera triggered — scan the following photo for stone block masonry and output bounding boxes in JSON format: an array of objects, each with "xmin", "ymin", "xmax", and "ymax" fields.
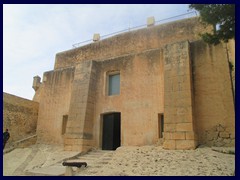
[
  {"xmin": 32, "ymin": 17, "xmax": 234, "ymax": 151},
  {"xmin": 163, "ymin": 41, "xmax": 197, "ymax": 150}
]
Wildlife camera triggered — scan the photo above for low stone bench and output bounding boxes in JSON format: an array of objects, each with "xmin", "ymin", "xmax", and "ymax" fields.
[{"xmin": 62, "ymin": 161, "xmax": 87, "ymax": 176}]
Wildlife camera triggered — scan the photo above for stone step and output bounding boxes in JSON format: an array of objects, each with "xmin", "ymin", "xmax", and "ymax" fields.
[
  {"xmin": 77, "ymin": 156, "xmax": 99, "ymax": 160},
  {"xmin": 79, "ymin": 154, "xmax": 104, "ymax": 158},
  {"xmin": 72, "ymin": 150, "xmax": 114, "ymax": 176}
]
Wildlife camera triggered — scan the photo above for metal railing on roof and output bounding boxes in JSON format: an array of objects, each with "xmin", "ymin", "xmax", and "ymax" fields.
[{"xmin": 72, "ymin": 11, "xmax": 198, "ymax": 48}]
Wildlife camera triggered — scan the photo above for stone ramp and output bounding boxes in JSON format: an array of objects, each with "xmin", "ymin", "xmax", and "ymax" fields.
[
  {"xmin": 25, "ymin": 149, "xmax": 114, "ymax": 176},
  {"xmin": 13, "ymin": 146, "xmax": 39, "ymax": 175},
  {"xmin": 4, "ymin": 148, "xmax": 32, "ymax": 176},
  {"xmin": 3, "ymin": 144, "xmax": 81, "ymax": 176}
]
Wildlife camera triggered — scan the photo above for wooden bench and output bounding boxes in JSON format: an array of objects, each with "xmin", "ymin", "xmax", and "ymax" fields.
[{"xmin": 62, "ymin": 161, "xmax": 87, "ymax": 176}]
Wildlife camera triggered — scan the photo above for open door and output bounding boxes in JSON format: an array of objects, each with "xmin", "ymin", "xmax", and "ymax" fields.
[{"xmin": 102, "ymin": 113, "xmax": 121, "ymax": 150}]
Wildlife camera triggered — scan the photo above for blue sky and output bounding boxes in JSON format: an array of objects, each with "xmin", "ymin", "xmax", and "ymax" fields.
[{"xmin": 3, "ymin": 4, "xmax": 192, "ymax": 100}]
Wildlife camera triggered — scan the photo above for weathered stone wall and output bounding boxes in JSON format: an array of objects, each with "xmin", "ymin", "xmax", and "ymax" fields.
[
  {"xmin": 54, "ymin": 17, "xmax": 208, "ymax": 70},
  {"xmin": 36, "ymin": 17, "xmax": 208, "ymax": 149},
  {"xmin": 93, "ymin": 49, "xmax": 163, "ymax": 148},
  {"xmin": 191, "ymin": 41, "xmax": 235, "ymax": 147},
  {"xmin": 34, "ymin": 17, "xmax": 234, "ymax": 150},
  {"xmin": 3, "ymin": 93, "xmax": 39, "ymax": 147},
  {"xmin": 63, "ymin": 49, "xmax": 163, "ymax": 151},
  {"xmin": 36, "ymin": 67, "xmax": 75, "ymax": 144}
]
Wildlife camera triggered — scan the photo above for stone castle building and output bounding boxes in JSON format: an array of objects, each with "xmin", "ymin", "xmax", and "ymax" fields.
[{"xmin": 31, "ymin": 17, "xmax": 235, "ymax": 152}]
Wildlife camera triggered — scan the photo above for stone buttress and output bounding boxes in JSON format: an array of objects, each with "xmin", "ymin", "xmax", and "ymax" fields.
[
  {"xmin": 163, "ymin": 41, "xmax": 198, "ymax": 150},
  {"xmin": 64, "ymin": 60, "xmax": 97, "ymax": 151}
]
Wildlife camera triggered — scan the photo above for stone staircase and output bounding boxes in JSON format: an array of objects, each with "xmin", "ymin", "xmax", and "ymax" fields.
[{"xmin": 73, "ymin": 150, "xmax": 114, "ymax": 176}]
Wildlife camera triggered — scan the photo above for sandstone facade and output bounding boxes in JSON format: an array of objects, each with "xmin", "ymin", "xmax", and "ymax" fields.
[{"xmin": 32, "ymin": 17, "xmax": 235, "ymax": 151}]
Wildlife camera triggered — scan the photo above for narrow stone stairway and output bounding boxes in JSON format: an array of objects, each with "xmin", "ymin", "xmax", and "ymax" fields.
[{"xmin": 73, "ymin": 149, "xmax": 115, "ymax": 176}]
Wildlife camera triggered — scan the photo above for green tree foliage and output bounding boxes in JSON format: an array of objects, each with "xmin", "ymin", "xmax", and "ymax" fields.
[{"xmin": 189, "ymin": 4, "xmax": 235, "ymax": 45}]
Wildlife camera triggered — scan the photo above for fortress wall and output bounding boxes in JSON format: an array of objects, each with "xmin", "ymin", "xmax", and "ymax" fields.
[
  {"xmin": 54, "ymin": 17, "xmax": 207, "ymax": 70},
  {"xmin": 3, "ymin": 93, "xmax": 39, "ymax": 146},
  {"xmin": 191, "ymin": 41, "xmax": 235, "ymax": 147},
  {"xmin": 36, "ymin": 67, "xmax": 75, "ymax": 144},
  {"xmin": 33, "ymin": 17, "xmax": 234, "ymax": 149}
]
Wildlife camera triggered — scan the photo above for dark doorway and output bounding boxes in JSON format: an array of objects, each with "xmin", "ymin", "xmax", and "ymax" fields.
[
  {"xmin": 102, "ymin": 113, "xmax": 121, "ymax": 150},
  {"xmin": 158, "ymin": 114, "xmax": 164, "ymax": 138}
]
